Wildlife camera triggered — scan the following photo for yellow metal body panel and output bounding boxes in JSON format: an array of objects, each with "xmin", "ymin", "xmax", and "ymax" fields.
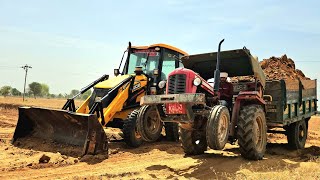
[
  {"xmin": 132, "ymin": 44, "xmax": 188, "ymax": 56},
  {"xmin": 113, "ymin": 108, "xmax": 136, "ymax": 120},
  {"xmin": 75, "ymin": 73, "xmax": 148, "ymax": 126},
  {"xmin": 95, "ymin": 74, "xmax": 131, "ymax": 89},
  {"xmin": 76, "ymin": 96, "xmax": 91, "ymax": 114},
  {"xmin": 99, "ymin": 74, "xmax": 147, "ymax": 125}
]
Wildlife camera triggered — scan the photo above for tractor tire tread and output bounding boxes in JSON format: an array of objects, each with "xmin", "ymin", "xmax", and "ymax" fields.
[{"xmin": 237, "ymin": 105, "xmax": 267, "ymax": 160}]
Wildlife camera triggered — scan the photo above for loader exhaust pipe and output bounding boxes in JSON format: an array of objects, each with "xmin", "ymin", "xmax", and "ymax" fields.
[{"xmin": 213, "ymin": 39, "xmax": 225, "ymax": 93}]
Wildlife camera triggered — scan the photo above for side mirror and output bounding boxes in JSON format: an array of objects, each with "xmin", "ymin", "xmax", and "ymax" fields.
[{"xmin": 114, "ymin": 69, "xmax": 120, "ymax": 76}]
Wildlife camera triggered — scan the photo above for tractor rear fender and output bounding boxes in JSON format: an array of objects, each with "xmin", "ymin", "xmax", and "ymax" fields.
[{"xmin": 229, "ymin": 91, "xmax": 266, "ymax": 137}]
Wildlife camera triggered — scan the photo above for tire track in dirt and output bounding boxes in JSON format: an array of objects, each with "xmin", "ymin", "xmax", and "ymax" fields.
[{"xmin": 1, "ymin": 151, "xmax": 196, "ymax": 179}]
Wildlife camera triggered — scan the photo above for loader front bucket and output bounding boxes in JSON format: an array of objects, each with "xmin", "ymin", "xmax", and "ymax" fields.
[{"xmin": 12, "ymin": 107, "xmax": 108, "ymax": 156}]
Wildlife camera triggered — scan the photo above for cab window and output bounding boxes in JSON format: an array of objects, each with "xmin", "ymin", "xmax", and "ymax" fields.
[{"xmin": 161, "ymin": 49, "xmax": 183, "ymax": 80}]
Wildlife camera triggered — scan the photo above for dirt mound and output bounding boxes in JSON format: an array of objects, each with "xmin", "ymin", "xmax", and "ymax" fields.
[
  {"xmin": 12, "ymin": 137, "xmax": 85, "ymax": 158},
  {"xmin": 260, "ymin": 54, "xmax": 310, "ymax": 80},
  {"xmin": 0, "ymin": 103, "xmax": 21, "ymax": 110}
]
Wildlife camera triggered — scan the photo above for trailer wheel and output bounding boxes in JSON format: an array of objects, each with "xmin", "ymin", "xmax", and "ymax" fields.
[
  {"xmin": 237, "ymin": 105, "xmax": 267, "ymax": 160},
  {"xmin": 123, "ymin": 109, "xmax": 142, "ymax": 147},
  {"xmin": 137, "ymin": 105, "xmax": 163, "ymax": 142},
  {"xmin": 286, "ymin": 120, "xmax": 307, "ymax": 149},
  {"xmin": 164, "ymin": 122, "xmax": 179, "ymax": 142},
  {"xmin": 180, "ymin": 127, "xmax": 207, "ymax": 155},
  {"xmin": 206, "ymin": 105, "xmax": 230, "ymax": 150}
]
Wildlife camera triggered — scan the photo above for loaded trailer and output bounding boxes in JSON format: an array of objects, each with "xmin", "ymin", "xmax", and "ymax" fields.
[{"xmin": 264, "ymin": 79, "xmax": 317, "ymax": 149}]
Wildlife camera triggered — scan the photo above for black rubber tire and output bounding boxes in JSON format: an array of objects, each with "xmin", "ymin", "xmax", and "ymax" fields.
[
  {"xmin": 123, "ymin": 109, "xmax": 142, "ymax": 148},
  {"xmin": 180, "ymin": 127, "xmax": 207, "ymax": 155},
  {"xmin": 286, "ymin": 120, "xmax": 307, "ymax": 149},
  {"xmin": 237, "ymin": 105, "xmax": 267, "ymax": 160},
  {"xmin": 164, "ymin": 122, "xmax": 179, "ymax": 142},
  {"xmin": 137, "ymin": 105, "xmax": 163, "ymax": 142},
  {"xmin": 206, "ymin": 105, "xmax": 230, "ymax": 150}
]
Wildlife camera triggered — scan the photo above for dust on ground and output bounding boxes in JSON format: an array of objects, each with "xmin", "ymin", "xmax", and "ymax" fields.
[{"xmin": 0, "ymin": 97, "xmax": 319, "ymax": 179}]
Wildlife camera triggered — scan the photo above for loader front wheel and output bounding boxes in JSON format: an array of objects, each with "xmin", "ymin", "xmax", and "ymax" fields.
[
  {"xmin": 123, "ymin": 109, "xmax": 142, "ymax": 148},
  {"xmin": 180, "ymin": 127, "xmax": 207, "ymax": 155},
  {"xmin": 237, "ymin": 105, "xmax": 267, "ymax": 160},
  {"xmin": 137, "ymin": 105, "xmax": 163, "ymax": 142}
]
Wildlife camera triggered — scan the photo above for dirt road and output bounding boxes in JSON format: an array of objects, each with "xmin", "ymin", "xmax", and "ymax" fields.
[{"xmin": 0, "ymin": 99, "xmax": 320, "ymax": 179}]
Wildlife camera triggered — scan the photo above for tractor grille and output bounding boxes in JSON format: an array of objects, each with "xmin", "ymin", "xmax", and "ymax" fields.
[{"xmin": 168, "ymin": 74, "xmax": 186, "ymax": 94}]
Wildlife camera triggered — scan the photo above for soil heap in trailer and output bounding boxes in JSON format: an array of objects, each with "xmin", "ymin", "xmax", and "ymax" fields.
[{"xmin": 139, "ymin": 39, "xmax": 317, "ymax": 160}]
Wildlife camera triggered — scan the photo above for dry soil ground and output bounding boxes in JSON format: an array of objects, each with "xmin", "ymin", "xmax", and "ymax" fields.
[{"xmin": 0, "ymin": 96, "xmax": 320, "ymax": 179}]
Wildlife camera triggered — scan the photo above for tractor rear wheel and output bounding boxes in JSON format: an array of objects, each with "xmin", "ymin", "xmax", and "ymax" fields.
[
  {"xmin": 286, "ymin": 120, "xmax": 307, "ymax": 149},
  {"xmin": 137, "ymin": 105, "xmax": 163, "ymax": 142},
  {"xmin": 164, "ymin": 122, "xmax": 179, "ymax": 142},
  {"xmin": 237, "ymin": 105, "xmax": 267, "ymax": 160},
  {"xmin": 180, "ymin": 127, "xmax": 207, "ymax": 155},
  {"xmin": 123, "ymin": 109, "xmax": 142, "ymax": 147},
  {"xmin": 206, "ymin": 105, "xmax": 230, "ymax": 150}
]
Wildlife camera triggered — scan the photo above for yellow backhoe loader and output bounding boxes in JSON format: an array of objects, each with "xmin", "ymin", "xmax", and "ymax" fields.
[{"xmin": 12, "ymin": 42, "xmax": 187, "ymax": 156}]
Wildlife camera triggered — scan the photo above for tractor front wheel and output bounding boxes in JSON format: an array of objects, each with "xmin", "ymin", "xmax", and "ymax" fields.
[
  {"xmin": 180, "ymin": 128, "xmax": 207, "ymax": 155},
  {"xmin": 206, "ymin": 105, "xmax": 230, "ymax": 150},
  {"xmin": 164, "ymin": 122, "xmax": 179, "ymax": 142}
]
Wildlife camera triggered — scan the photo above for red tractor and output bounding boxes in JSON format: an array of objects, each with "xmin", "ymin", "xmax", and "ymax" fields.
[{"xmin": 138, "ymin": 40, "xmax": 268, "ymax": 160}]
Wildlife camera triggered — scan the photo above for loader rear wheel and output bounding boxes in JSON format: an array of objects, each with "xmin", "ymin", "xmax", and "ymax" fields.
[
  {"xmin": 137, "ymin": 105, "xmax": 163, "ymax": 142},
  {"xmin": 164, "ymin": 122, "xmax": 179, "ymax": 142},
  {"xmin": 123, "ymin": 109, "xmax": 142, "ymax": 148},
  {"xmin": 180, "ymin": 127, "xmax": 207, "ymax": 155},
  {"xmin": 237, "ymin": 105, "xmax": 267, "ymax": 160},
  {"xmin": 286, "ymin": 120, "xmax": 307, "ymax": 149},
  {"xmin": 206, "ymin": 105, "xmax": 230, "ymax": 150}
]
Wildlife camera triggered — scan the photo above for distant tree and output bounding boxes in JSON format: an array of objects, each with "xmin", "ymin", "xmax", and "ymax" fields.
[
  {"xmin": 81, "ymin": 89, "xmax": 92, "ymax": 100},
  {"xmin": 64, "ymin": 93, "xmax": 69, "ymax": 98},
  {"xmin": 57, "ymin": 93, "xmax": 64, "ymax": 98},
  {"xmin": 28, "ymin": 82, "xmax": 42, "ymax": 98},
  {"xmin": 11, "ymin": 88, "xmax": 21, "ymax": 96},
  {"xmin": 49, "ymin": 94, "xmax": 56, "ymax": 98},
  {"xmin": 0, "ymin": 86, "xmax": 12, "ymax": 97},
  {"xmin": 70, "ymin": 89, "xmax": 80, "ymax": 98},
  {"xmin": 41, "ymin": 83, "xmax": 50, "ymax": 97}
]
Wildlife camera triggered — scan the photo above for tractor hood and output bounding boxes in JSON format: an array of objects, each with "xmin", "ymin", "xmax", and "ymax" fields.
[
  {"xmin": 181, "ymin": 48, "xmax": 266, "ymax": 87},
  {"xmin": 95, "ymin": 74, "xmax": 131, "ymax": 89}
]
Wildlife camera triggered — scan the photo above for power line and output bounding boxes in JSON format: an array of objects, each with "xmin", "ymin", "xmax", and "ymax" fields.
[{"xmin": 21, "ymin": 64, "xmax": 32, "ymax": 101}]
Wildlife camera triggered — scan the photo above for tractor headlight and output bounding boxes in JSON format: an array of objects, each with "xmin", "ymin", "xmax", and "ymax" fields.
[
  {"xmin": 158, "ymin": 80, "xmax": 166, "ymax": 89},
  {"xmin": 193, "ymin": 77, "xmax": 202, "ymax": 86}
]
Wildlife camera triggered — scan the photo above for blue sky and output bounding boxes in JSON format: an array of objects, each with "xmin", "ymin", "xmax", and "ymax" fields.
[{"xmin": 0, "ymin": 0, "xmax": 319, "ymax": 94}]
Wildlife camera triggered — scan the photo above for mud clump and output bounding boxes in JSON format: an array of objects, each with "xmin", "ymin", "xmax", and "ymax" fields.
[
  {"xmin": 260, "ymin": 54, "xmax": 310, "ymax": 80},
  {"xmin": 39, "ymin": 154, "xmax": 50, "ymax": 163}
]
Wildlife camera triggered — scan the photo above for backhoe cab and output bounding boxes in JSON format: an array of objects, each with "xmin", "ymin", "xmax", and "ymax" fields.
[{"xmin": 12, "ymin": 42, "xmax": 187, "ymax": 156}]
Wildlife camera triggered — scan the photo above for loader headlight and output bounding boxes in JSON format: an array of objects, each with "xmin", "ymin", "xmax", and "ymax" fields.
[
  {"xmin": 158, "ymin": 80, "xmax": 166, "ymax": 89},
  {"xmin": 193, "ymin": 77, "xmax": 202, "ymax": 86}
]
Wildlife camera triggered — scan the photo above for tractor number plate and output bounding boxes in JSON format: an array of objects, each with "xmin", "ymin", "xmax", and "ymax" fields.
[{"xmin": 166, "ymin": 103, "xmax": 186, "ymax": 114}]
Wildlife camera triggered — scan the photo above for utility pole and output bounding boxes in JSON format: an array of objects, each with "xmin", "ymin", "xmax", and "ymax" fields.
[{"xmin": 21, "ymin": 64, "xmax": 32, "ymax": 101}]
